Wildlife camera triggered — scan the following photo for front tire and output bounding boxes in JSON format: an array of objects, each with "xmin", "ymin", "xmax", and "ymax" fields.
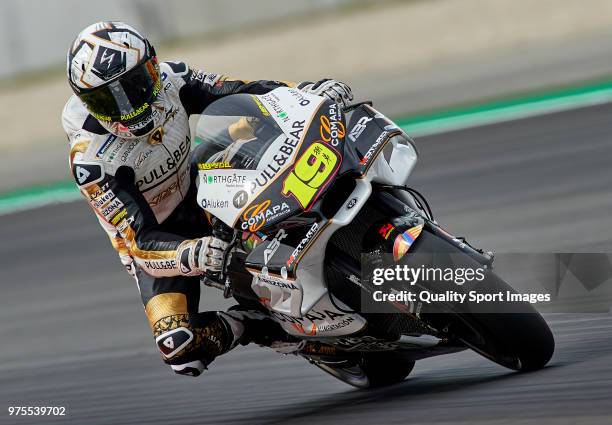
[
  {"xmin": 442, "ymin": 310, "xmax": 555, "ymax": 371},
  {"xmin": 364, "ymin": 221, "xmax": 555, "ymax": 372},
  {"xmin": 402, "ymin": 230, "xmax": 555, "ymax": 372}
]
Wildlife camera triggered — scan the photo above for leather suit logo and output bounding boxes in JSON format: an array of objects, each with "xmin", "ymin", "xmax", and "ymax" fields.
[{"xmin": 136, "ymin": 137, "xmax": 189, "ymax": 190}]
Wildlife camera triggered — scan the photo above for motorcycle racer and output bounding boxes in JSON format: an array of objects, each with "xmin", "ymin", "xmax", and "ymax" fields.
[{"xmin": 61, "ymin": 21, "xmax": 353, "ymax": 376}]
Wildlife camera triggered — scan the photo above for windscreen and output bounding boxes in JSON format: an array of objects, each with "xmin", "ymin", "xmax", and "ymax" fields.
[{"xmin": 194, "ymin": 93, "xmax": 299, "ymax": 171}]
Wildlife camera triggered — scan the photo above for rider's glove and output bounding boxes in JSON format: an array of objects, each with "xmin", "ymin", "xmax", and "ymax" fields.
[
  {"xmin": 297, "ymin": 79, "xmax": 354, "ymax": 108},
  {"xmin": 180, "ymin": 236, "xmax": 229, "ymax": 276}
]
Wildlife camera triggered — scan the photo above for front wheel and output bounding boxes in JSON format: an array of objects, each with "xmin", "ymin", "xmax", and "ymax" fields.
[
  {"xmin": 364, "ymin": 220, "xmax": 555, "ymax": 372},
  {"xmin": 308, "ymin": 352, "xmax": 415, "ymax": 389},
  {"xmin": 402, "ymin": 231, "xmax": 555, "ymax": 372},
  {"xmin": 437, "ymin": 310, "xmax": 555, "ymax": 372}
]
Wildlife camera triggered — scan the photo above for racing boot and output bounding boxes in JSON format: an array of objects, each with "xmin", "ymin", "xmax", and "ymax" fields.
[{"xmin": 222, "ymin": 306, "xmax": 304, "ymax": 353}]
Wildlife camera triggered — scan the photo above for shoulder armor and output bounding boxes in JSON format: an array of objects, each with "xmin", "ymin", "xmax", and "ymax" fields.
[
  {"xmin": 72, "ymin": 160, "xmax": 104, "ymax": 187},
  {"xmin": 62, "ymin": 95, "xmax": 90, "ymax": 137}
]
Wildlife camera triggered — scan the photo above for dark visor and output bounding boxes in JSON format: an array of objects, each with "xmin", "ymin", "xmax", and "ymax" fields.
[{"xmin": 80, "ymin": 57, "xmax": 161, "ymax": 123}]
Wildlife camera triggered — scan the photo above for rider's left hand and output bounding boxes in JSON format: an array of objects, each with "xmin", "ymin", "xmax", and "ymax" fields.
[{"xmin": 298, "ymin": 79, "xmax": 354, "ymax": 109}]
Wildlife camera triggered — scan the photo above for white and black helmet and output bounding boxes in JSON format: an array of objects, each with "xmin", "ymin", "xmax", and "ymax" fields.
[{"xmin": 67, "ymin": 21, "xmax": 162, "ymax": 138}]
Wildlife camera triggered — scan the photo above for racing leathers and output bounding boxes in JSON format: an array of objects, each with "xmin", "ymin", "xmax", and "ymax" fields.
[{"xmin": 62, "ymin": 61, "xmax": 292, "ymax": 376}]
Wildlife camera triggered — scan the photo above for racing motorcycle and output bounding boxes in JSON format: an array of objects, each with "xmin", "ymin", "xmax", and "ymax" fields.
[{"xmin": 192, "ymin": 87, "xmax": 555, "ymax": 388}]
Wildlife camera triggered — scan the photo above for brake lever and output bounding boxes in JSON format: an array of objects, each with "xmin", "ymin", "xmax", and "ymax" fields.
[
  {"xmin": 201, "ymin": 240, "xmax": 235, "ymax": 298},
  {"xmin": 342, "ymin": 100, "xmax": 373, "ymax": 113},
  {"xmin": 202, "ymin": 218, "xmax": 239, "ymax": 298}
]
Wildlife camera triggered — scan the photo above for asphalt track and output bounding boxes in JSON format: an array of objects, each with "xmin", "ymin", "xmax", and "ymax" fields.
[{"xmin": 1, "ymin": 103, "xmax": 612, "ymax": 425}]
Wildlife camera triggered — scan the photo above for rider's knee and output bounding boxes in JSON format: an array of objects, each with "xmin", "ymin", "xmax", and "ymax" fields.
[
  {"xmin": 154, "ymin": 325, "xmax": 207, "ymax": 377},
  {"xmin": 151, "ymin": 312, "xmax": 233, "ymax": 377}
]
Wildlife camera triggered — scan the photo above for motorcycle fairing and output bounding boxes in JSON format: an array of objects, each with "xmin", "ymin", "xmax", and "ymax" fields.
[
  {"xmin": 248, "ymin": 266, "xmax": 367, "ymax": 337},
  {"xmin": 244, "ymin": 219, "xmax": 328, "ymax": 272},
  {"xmin": 281, "ymin": 122, "xmax": 418, "ymax": 319},
  {"xmin": 195, "ymin": 87, "xmax": 327, "ymax": 230},
  {"xmin": 235, "ymin": 99, "xmax": 346, "ymax": 231},
  {"xmin": 244, "ymin": 106, "xmax": 417, "ymax": 325},
  {"xmin": 341, "ymin": 104, "xmax": 417, "ymax": 180},
  {"xmin": 195, "ymin": 90, "xmax": 418, "ymax": 337}
]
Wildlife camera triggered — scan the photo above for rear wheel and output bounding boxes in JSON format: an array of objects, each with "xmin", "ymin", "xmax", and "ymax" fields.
[{"xmin": 309, "ymin": 352, "xmax": 415, "ymax": 389}]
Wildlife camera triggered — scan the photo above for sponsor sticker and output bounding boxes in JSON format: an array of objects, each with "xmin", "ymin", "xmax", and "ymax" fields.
[
  {"xmin": 137, "ymin": 137, "xmax": 189, "ymax": 189},
  {"xmin": 346, "ymin": 197, "xmax": 358, "ymax": 209},
  {"xmin": 110, "ymin": 209, "xmax": 127, "ymax": 226},
  {"xmin": 270, "ymin": 307, "xmax": 356, "ymax": 337},
  {"xmin": 287, "ymin": 89, "xmax": 312, "ymax": 106},
  {"xmin": 263, "ymin": 229, "xmax": 288, "ymax": 265},
  {"xmin": 287, "ymin": 222, "xmax": 318, "ymax": 266},
  {"xmin": 257, "ymin": 274, "xmax": 299, "ymax": 291},
  {"xmin": 251, "ymin": 95, "xmax": 271, "ymax": 117},
  {"xmin": 378, "ymin": 223, "xmax": 394, "ymax": 240},
  {"xmin": 96, "ymin": 134, "xmax": 117, "ymax": 158},
  {"xmin": 149, "ymin": 167, "xmax": 189, "ymax": 207},
  {"xmin": 120, "ymin": 140, "xmax": 139, "ymax": 162},
  {"xmin": 232, "ymin": 190, "xmax": 249, "ymax": 209},
  {"xmin": 200, "ymin": 199, "xmax": 230, "ymax": 209},
  {"xmin": 101, "ymin": 198, "xmax": 124, "ymax": 219},
  {"xmin": 261, "ymin": 91, "xmax": 290, "ymax": 123},
  {"xmin": 90, "ymin": 190, "xmax": 116, "ymax": 209},
  {"xmin": 392, "ymin": 224, "xmax": 424, "ymax": 261},
  {"xmin": 148, "ymin": 127, "xmax": 164, "ymax": 145},
  {"xmin": 320, "ymin": 104, "xmax": 345, "ymax": 147},
  {"xmin": 360, "ymin": 131, "xmax": 389, "ymax": 166},
  {"xmin": 134, "ymin": 150, "xmax": 153, "ymax": 169},
  {"xmin": 115, "ymin": 214, "xmax": 134, "ymax": 232},
  {"xmin": 198, "ymin": 162, "xmax": 231, "ymax": 170},
  {"xmin": 251, "ymin": 120, "xmax": 305, "ymax": 193},
  {"xmin": 348, "ymin": 116, "xmax": 373, "ymax": 142},
  {"xmin": 201, "ymin": 172, "xmax": 247, "ymax": 188},
  {"xmin": 241, "ymin": 200, "xmax": 291, "ymax": 232}
]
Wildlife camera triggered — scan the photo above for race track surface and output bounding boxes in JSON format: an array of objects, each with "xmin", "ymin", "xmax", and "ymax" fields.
[{"xmin": 1, "ymin": 103, "xmax": 612, "ymax": 424}]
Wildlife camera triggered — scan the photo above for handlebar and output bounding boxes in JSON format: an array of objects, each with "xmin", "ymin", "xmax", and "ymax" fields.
[{"xmin": 342, "ymin": 100, "xmax": 373, "ymax": 113}]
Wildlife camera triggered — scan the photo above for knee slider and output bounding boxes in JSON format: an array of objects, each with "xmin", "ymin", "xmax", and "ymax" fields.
[
  {"xmin": 153, "ymin": 313, "xmax": 231, "ymax": 374},
  {"xmin": 170, "ymin": 360, "xmax": 206, "ymax": 377}
]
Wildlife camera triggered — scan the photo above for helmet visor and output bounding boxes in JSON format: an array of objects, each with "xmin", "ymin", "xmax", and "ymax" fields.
[{"xmin": 80, "ymin": 57, "xmax": 161, "ymax": 124}]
